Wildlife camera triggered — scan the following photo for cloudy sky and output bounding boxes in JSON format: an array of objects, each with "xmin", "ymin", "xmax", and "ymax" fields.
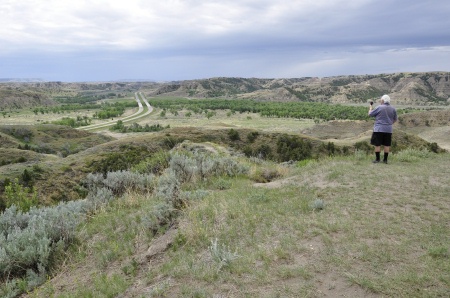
[{"xmin": 1, "ymin": 0, "xmax": 449, "ymax": 82}]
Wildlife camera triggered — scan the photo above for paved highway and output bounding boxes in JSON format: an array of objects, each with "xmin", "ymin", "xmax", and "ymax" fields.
[{"xmin": 78, "ymin": 92, "xmax": 153, "ymax": 131}]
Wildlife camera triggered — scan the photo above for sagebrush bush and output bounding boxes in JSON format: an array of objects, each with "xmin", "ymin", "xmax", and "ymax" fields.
[
  {"xmin": 0, "ymin": 200, "xmax": 89, "ymax": 279},
  {"xmin": 143, "ymin": 202, "xmax": 177, "ymax": 234},
  {"xmin": 310, "ymin": 199, "xmax": 325, "ymax": 211},
  {"xmin": 84, "ymin": 170, "xmax": 155, "ymax": 195},
  {"xmin": 209, "ymin": 238, "xmax": 240, "ymax": 271},
  {"xmin": 156, "ymin": 171, "xmax": 182, "ymax": 207},
  {"xmin": 85, "ymin": 187, "xmax": 115, "ymax": 209},
  {"xmin": 168, "ymin": 151, "xmax": 249, "ymax": 184},
  {"xmin": 169, "ymin": 153, "xmax": 198, "ymax": 183}
]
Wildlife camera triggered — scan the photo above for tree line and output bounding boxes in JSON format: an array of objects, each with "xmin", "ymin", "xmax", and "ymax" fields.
[{"xmin": 149, "ymin": 98, "xmax": 371, "ymax": 121}]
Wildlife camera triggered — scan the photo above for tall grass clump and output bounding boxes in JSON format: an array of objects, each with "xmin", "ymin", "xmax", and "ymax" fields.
[
  {"xmin": 395, "ymin": 148, "xmax": 434, "ymax": 162},
  {"xmin": 353, "ymin": 149, "xmax": 368, "ymax": 161}
]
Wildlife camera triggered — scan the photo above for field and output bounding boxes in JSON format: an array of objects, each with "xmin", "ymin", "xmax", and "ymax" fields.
[{"xmin": 1, "ymin": 91, "xmax": 449, "ymax": 297}]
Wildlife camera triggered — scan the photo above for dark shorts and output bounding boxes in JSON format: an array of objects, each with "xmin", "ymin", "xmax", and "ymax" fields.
[{"xmin": 371, "ymin": 132, "xmax": 392, "ymax": 146}]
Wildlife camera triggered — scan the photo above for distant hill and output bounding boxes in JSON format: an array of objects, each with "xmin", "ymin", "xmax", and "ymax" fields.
[
  {"xmin": 1, "ymin": 72, "xmax": 449, "ymax": 108},
  {"xmin": 0, "ymin": 78, "xmax": 44, "ymax": 83},
  {"xmin": 0, "ymin": 81, "xmax": 155, "ymax": 109},
  {"xmin": 150, "ymin": 72, "xmax": 450, "ymax": 105}
]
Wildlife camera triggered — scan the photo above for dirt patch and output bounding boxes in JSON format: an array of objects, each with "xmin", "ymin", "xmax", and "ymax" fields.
[
  {"xmin": 254, "ymin": 172, "xmax": 357, "ymax": 190},
  {"xmin": 315, "ymin": 272, "xmax": 380, "ymax": 297},
  {"xmin": 302, "ymin": 120, "xmax": 373, "ymax": 140},
  {"xmin": 417, "ymin": 126, "xmax": 450, "ymax": 150}
]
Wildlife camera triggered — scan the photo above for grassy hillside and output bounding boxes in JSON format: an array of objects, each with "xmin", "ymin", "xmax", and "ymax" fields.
[
  {"xmin": 0, "ymin": 91, "xmax": 449, "ymax": 297},
  {"xmin": 22, "ymin": 146, "xmax": 450, "ymax": 297},
  {"xmin": 1, "ymin": 122, "xmax": 440, "ymax": 208}
]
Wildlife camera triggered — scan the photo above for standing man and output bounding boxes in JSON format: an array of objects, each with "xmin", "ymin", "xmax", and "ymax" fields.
[{"xmin": 368, "ymin": 94, "xmax": 398, "ymax": 164}]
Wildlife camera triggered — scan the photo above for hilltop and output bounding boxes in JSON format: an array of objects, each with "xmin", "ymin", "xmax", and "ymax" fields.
[{"xmin": 18, "ymin": 143, "xmax": 450, "ymax": 297}]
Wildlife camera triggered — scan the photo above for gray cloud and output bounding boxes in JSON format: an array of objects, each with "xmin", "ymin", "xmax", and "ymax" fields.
[{"xmin": 1, "ymin": 0, "xmax": 449, "ymax": 81}]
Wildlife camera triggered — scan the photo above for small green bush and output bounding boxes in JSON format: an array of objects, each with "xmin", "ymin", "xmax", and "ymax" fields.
[
  {"xmin": 228, "ymin": 129, "xmax": 240, "ymax": 141},
  {"xmin": 132, "ymin": 150, "xmax": 171, "ymax": 175},
  {"xmin": 247, "ymin": 131, "xmax": 259, "ymax": 143},
  {"xmin": 4, "ymin": 179, "xmax": 38, "ymax": 212},
  {"xmin": 209, "ymin": 238, "xmax": 239, "ymax": 272},
  {"xmin": 310, "ymin": 199, "xmax": 325, "ymax": 211}
]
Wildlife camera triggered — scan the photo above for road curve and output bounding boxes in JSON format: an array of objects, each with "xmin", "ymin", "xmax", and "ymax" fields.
[{"xmin": 79, "ymin": 92, "xmax": 153, "ymax": 131}]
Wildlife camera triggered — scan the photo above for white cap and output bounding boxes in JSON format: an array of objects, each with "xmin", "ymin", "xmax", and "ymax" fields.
[{"xmin": 381, "ymin": 94, "xmax": 390, "ymax": 103}]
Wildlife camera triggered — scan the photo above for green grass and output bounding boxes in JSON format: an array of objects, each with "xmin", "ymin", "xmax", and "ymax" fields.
[
  {"xmin": 26, "ymin": 150, "xmax": 450, "ymax": 297},
  {"xmin": 136, "ymin": 108, "xmax": 316, "ymax": 134}
]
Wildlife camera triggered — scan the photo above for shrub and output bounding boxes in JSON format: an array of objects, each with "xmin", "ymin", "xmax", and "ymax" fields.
[
  {"xmin": 132, "ymin": 150, "xmax": 171, "ymax": 175},
  {"xmin": 354, "ymin": 141, "xmax": 372, "ymax": 153},
  {"xmin": 247, "ymin": 131, "xmax": 259, "ymax": 143},
  {"xmin": 276, "ymin": 134, "xmax": 312, "ymax": 162},
  {"xmin": 255, "ymin": 144, "xmax": 272, "ymax": 159},
  {"xmin": 228, "ymin": 129, "xmax": 240, "ymax": 141},
  {"xmin": 169, "ymin": 153, "xmax": 198, "ymax": 183},
  {"xmin": 310, "ymin": 199, "xmax": 325, "ymax": 211},
  {"xmin": 156, "ymin": 171, "xmax": 182, "ymax": 208},
  {"xmin": 209, "ymin": 238, "xmax": 239, "ymax": 272},
  {"xmin": 143, "ymin": 202, "xmax": 177, "ymax": 234},
  {"xmin": 212, "ymin": 178, "xmax": 232, "ymax": 190},
  {"xmin": 250, "ymin": 167, "xmax": 281, "ymax": 183},
  {"xmin": 103, "ymin": 171, "xmax": 154, "ymax": 195},
  {"xmin": 86, "ymin": 145, "xmax": 154, "ymax": 175},
  {"xmin": 4, "ymin": 179, "xmax": 38, "ymax": 212},
  {"xmin": 0, "ymin": 200, "xmax": 89, "ymax": 284},
  {"xmin": 84, "ymin": 170, "xmax": 155, "ymax": 196}
]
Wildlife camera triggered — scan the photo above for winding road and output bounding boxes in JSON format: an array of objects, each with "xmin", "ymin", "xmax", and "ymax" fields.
[{"xmin": 78, "ymin": 92, "xmax": 153, "ymax": 131}]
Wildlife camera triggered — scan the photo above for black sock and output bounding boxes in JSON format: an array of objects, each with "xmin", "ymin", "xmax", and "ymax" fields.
[
  {"xmin": 375, "ymin": 152, "xmax": 380, "ymax": 161},
  {"xmin": 384, "ymin": 153, "xmax": 389, "ymax": 161}
]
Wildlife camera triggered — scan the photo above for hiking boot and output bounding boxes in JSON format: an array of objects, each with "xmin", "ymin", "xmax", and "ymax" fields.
[
  {"xmin": 372, "ymin": 160, "xmax": 380, "ymax": 163},
  {"xmin": 383, "ymin": 160, "xmax": 388, "ymax": 164}
]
